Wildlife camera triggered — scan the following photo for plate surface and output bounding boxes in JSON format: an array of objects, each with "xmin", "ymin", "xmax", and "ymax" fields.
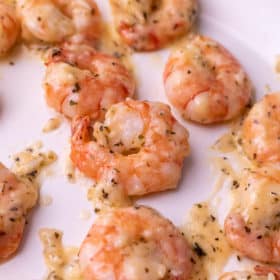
[{"xmin": 0, "ymin": 1, "xmax": 280, "ymax": 279}]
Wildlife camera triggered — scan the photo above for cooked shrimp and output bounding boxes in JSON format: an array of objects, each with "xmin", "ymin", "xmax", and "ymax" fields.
[
  {"xmin": 110, "ymin": 0, "xmax": 197, "ymax": 51},
  {"xmin": 0, "ymin": 1, "xmax": 20, "ymax": 56},
  {"xmin": 242, "ymin": 93, "xmax": 280, "ymax": 171},
  {"xmin": 0, "ymin": 162, "xmax": 37, "ymax": 259},
  {"xmin": 224, "ymin": 172, "xmax": 280, "ymax": 263},
  {"xmin": 16, "ymin": 0, "xmax": 101, "ymax": 44},
  {"xmin": 71, "ymin": 99, "xmax": 189, "ymax": 205},
  {"xmin": 163, "ymin": 35, "xmax": 253, "ymax": 124},
  {"xmin": 44, "ymin": 43, "xmax": 135, "ymax": 120},
  {"xmin": 79, "ymin": 206, "xmax": 193, "ymax": 280}
]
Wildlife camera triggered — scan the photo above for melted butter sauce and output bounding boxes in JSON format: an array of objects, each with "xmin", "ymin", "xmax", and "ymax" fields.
[
  {"xmin": 182, "ymin": 203, "xmax": 231, "ymax": 280},
  {"xmin": 98, "ymin": 23, "xmax": 134, "ymax": 72},
  {"xmin": 39, "ymin": 229, "xmax": 82, "ymax": 280}
]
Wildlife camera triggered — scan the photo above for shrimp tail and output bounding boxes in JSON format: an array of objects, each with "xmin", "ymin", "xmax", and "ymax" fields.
[
  {"xmin": 71, "ymin": 116, "xmax": 91, "ymax": 144},
  {"xmin": 255, "ymin": 265, "xmax": 280, "ymax": 279}
]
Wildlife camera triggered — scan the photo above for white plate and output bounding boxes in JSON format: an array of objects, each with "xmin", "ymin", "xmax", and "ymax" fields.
[{"xmin": 0, "ymin": 1, "xmax": 279, "ymax": 279}]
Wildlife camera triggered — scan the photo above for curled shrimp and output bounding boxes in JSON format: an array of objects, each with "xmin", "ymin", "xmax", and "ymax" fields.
[
  {"xmin": 44, "ymin": 43, "xmax": 135, "ymax": 120},
  {"xmin": 224, "ymin": 172, "xmax": 280, "ymax": 263},
  {"xmin": 0, "ymin": 162, "xmax": 37, "ymax": 259},
  {"xmin": 110, "ymin": 0, "xmax": 197, "ymax": 51},
  {"xmin": 79, "ymin": 206, "xmax": 193, "ymax": 280},
  {"xmin": 163, "ymin": 35, "xmax": 253, "ymax": 124},
  {"xmin": 0, "ymin": 1, "xmax": 20, "ymax": 56},
  {"xmin": 242, "ymin": 92, "xmax": 280, "ymax": 180},
  {"xmin": 71, "ymin": 99, "xmax": 189, "ymax": 205},
  {"xmin": 16, "ymin": 0, "xmax": 101, "ymax": 44}
]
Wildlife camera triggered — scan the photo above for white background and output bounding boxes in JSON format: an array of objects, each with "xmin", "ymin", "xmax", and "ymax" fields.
[{"xmin": 0, "ymin": 0, "xmax": 279, "ymax": 279}]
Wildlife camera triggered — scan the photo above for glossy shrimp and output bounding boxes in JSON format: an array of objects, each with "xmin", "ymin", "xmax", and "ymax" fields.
[
  {"xmin": 0, "ymin": 162, "xmax": 37, "ymax": 259},
  {"xmin": 71, "ymin": 99, "xmax": 189, "ymax": 206},
  {"xmin": 242, "ymin": 93, "xmax": 280, "ymax": 177},
  {"xmin": 224, "ymin": 172, "xmax": 280, "ymax": 263},
  {"xmin": 163, "ymin": 35, "xmax": 253, "ymax": 124},
  {"xmin": 44, "ymin": 43, "xmax": 135, "ymax": 120},
  {"xmin": 110, "ymin": 0, "xmax": 197, "ymax": 51},
  {"xmin": 16, "ymin": 0, "xmax": 101, "ymax": 44},
  {"xmin": 79, "ymin": 206, "xmax": 193, "ymax": 280},
  {"xmin": 0, "ymin": 1, "xmax": 20, "ymax": 56}
]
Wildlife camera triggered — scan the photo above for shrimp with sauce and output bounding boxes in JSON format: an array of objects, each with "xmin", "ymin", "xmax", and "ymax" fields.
[
  {"xmin": 163, "ymin": 35, "xmax": 253, "ymax": 124},
  {"xmin": 71, "ymin": 99, "xmax": 189, "ymax": 206},
  {"xmin": 0, "ymin": 1, "xmax": 20, "ymax": 56},
  {"xmin": 79, "ymin": 206, "xmax": 193, "ymax": 280},
  {"xmin": 224, "ymin": 172, "xmax": 280, "ymax": 263},
  {"xmin": 0, "ymin": 162, "xmax": 37, "ymax": 259},
  {"xmin": 242, "ymin": 92, "xmax": 280, "ymax": 180},
  {"xmin": 44, "ymin": 43, "xmax": 135, "ymax": 120},
  {"xmin": 16, "ymin": 0, "xmax": 101, "ymax": 44},
  {"xmin": 110, "ymin": 0, "xmax": 198, "ymax": 51}
]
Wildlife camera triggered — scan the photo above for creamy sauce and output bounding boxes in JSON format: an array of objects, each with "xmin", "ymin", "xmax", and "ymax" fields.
[
  {"xmin": 87, "ymin": 179, "xmax": 132, "ymax": 213},
  {"xmin": 11, "ymin": 141, "xmax": 57, "ymax": 181},
  {"xmin": 213, "ymin": 132, "xmax": 236, "ymax": 153},
  {"xmin": 98, "ymin": 23, "xmax": 134, "ymax": 71},
  {"xmin": 79, "ymin": 209, "xmax": 91, "ymax": 221},
  {"xmin": 276, "ymin": 55, "xmax": 280, "ymax": 77},
  {"xmin": 182, "ymin": 202, "xmax": 232, "ymax": 280},
  {"xmin": 40, "ymin": 195, "xmax": 53, "ymax": 207},
  {"xmin": 64, "ymin": 155, "xmax": 76, "ymax": 183},
  {"xmin": 43, "ymin": 117, "xmax": 61, "ymax": 133},
  {"xmin": 39, "ymin": 229, "xmax": 82, "ymax": 280}
]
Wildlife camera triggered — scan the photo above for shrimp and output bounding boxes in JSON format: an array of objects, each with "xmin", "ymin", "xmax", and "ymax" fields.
[
  {"xmin": 163, "ymin": 35, "xmax": 253, "ymax": 124},
  {"xmin": 16, "ymin": 0, "xmax": 101, "ymax": 44},
  {"xmin": 242, "ymin": 93, "xmax": 280, "ymax": 177},
  {"xmin": 71, "ymin": 99, "xmax": 189, "ymax": 206},
  {"xmin": 0, "ymin": 1, "xmax": 20, "ymax": 56},
  {"xmin": 0, "ymin": 162, "xmax": 37, "ymax": 259},
  {"xmin": 224, "ymin": 172, "xmax": 280, "ymax": 263},
  {"xmin": 44, "ymin": 43, "xmax": 135, "ymax": 120},
  {"xmin": 110, "ymin": 0, "xmax": 197, "ymax": 51},
  {"xmin": 79, "ymin": 206, "xmax": 193, "ymax": 280}
]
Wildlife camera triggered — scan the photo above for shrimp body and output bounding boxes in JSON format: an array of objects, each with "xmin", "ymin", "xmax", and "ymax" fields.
[
  {"xmin": 0, "ymin": 1, "xmax": 19, "ymax": 56},
  {"xmin": 224, "ymin": 173, "xmax": 280, "ymax": 263},
  {"xmin": 163, "ymin": 35, "xmax": 252, "ymax": 124},
  {"xmin": 16, "ymin": 0, "xmax": 101, "ymax": 44},
  {"xmin": 242, "ymin": 93, "xmax": 280, "ymax": 168},
  {"xmin": 0, "ymin": 163, "xmax": 37, "ymax": 259},
  {"xmin": 79, "ymin": 206, "xmax": 193, "ymax": 280},
  {"xmin": 44, "ymin": 43, "xmax": 135, "ymax": 120},
  {"xmin": 71, "ymin": 99, "xmax": 189, "ymax": 201},
  {"xmin": 110, "ymin": 0, "xmax": 197, "ymax": 51}
]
